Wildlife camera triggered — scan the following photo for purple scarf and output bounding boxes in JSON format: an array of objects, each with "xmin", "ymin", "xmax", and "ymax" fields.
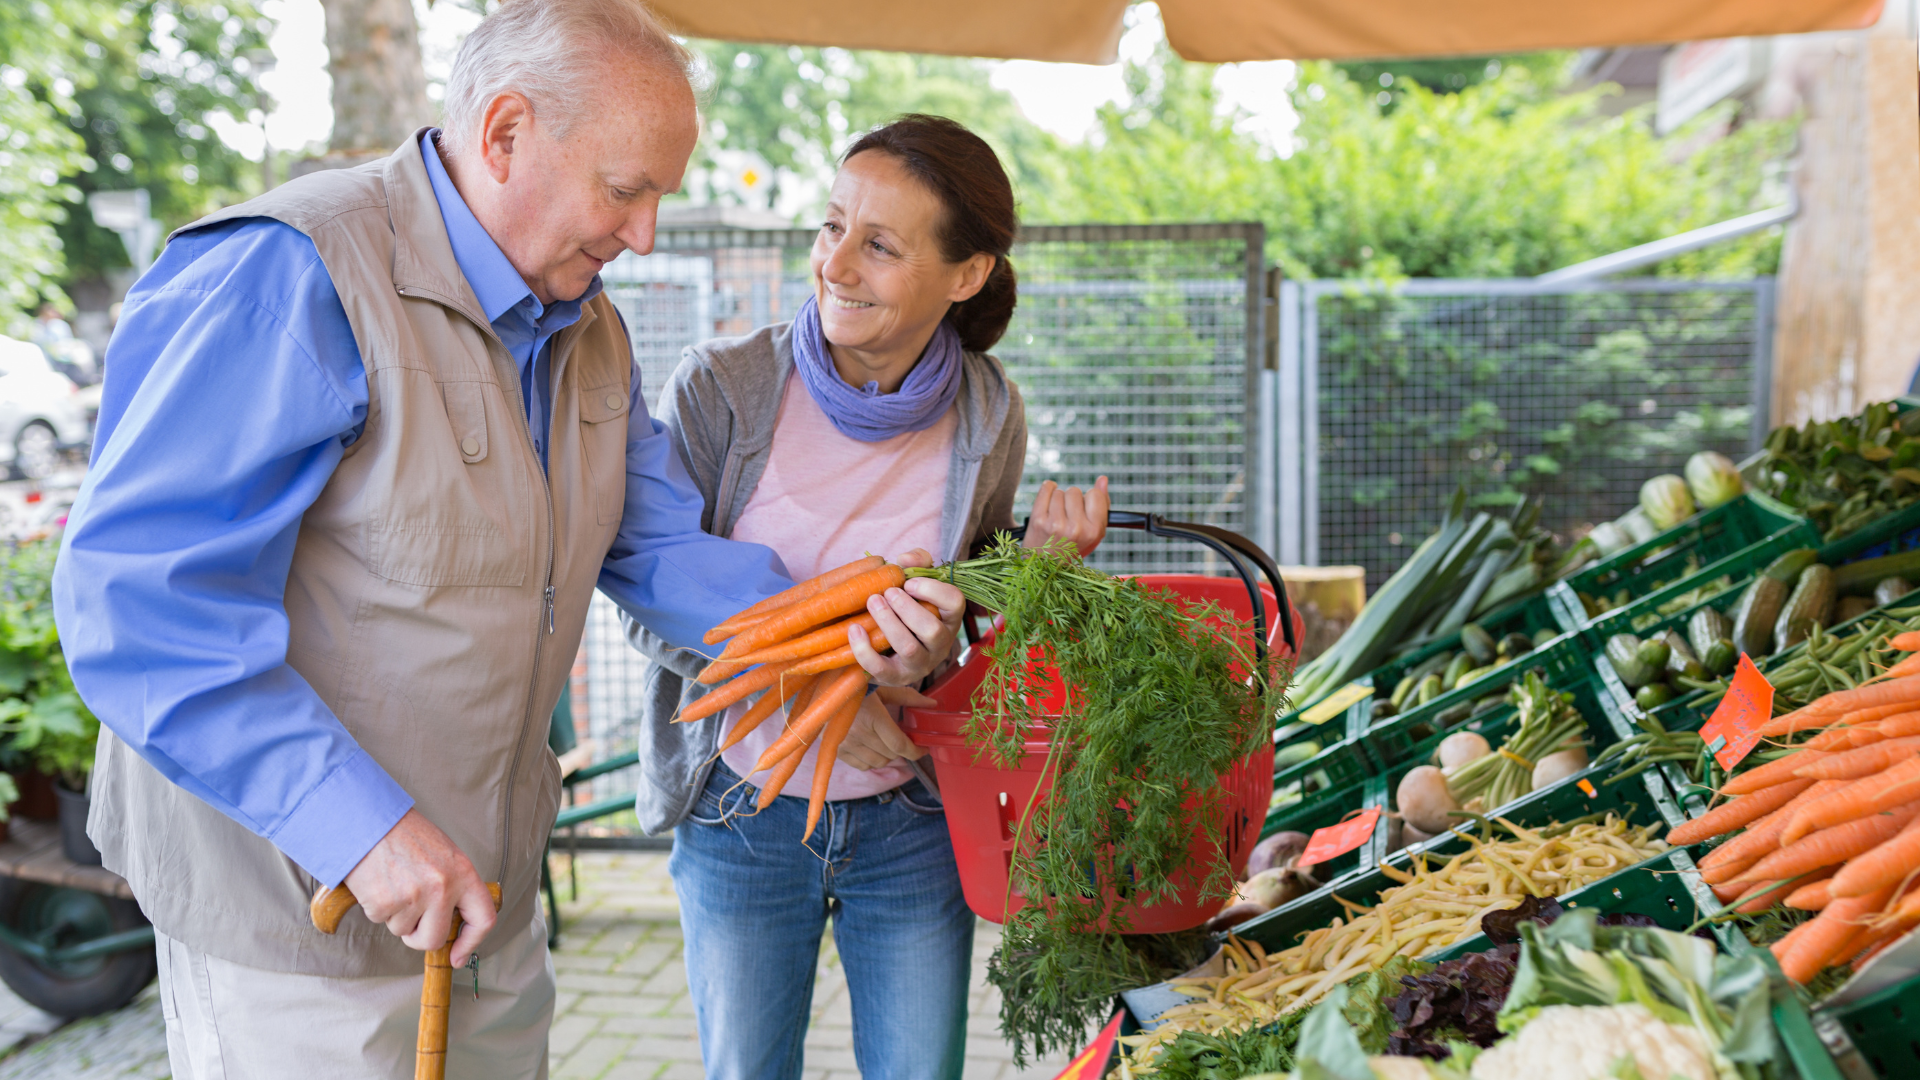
[{"xmin": 790, "ymin": 295, "xmax": 963, "ymax": 442}]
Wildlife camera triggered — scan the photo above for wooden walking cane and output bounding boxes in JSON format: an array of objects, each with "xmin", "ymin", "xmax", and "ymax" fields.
[{"xmin": 310, "ymin": 881, "xmax": 504, "ymax": 1080}]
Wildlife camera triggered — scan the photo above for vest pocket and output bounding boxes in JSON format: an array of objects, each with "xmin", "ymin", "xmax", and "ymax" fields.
[
  {"xmin": 444, "ymin": 382, "xmax": 489, "ymax": 463},
  {"xmin": 578, "ymin": 383, "xmax": 628, "ymax": 525}
]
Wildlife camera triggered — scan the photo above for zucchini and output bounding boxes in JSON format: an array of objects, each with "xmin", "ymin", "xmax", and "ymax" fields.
[
  {"xmin": 1606, "ymin": 633, "xmax": 1657, "ymax": 688},
  {"xmin": 1731, "ymin": 577, "xmax": 1789, "ymax": 657},
  {"xmin": 1703, "ymin": 637, "xmax": 1738, "ymax": 675},
  {"xmin": 1687, "ymin": 608, "xmax": 1732, "ymax": 660},
  {"xmin": 1876, "ymin": 576, "xmax": 1914, "ymax": 608},
  {"xmin": 1832, "ymin": 547, "xmax": 1920, "ymax": 595},
  {"xmin": 1497, "ymin": 632, "xmax": 1534, "ymax": 660},
  {"xmin": 1774, "ymin": 563, "xmax": 1836, "ymax": 651},
  {"xmin": 1390, "ymin": 673, "xmax": 1418, "ymax": 709},
  {"xmin": 1455, "ymin": 664, "xmax": 1499, "ymax": 687},
  {"xmin": 1470, "ymin": 696, "xmax": 1505, "ymax": 716},
  {"xmin": 1635, "ymin": 682, "xmax": 1674, "ymax": 710},
  {"xmin": 1658, "ymin": 630, "xmax": 1706, "ymax": 681},
  {"xmin": 1532, "ymin": 626, "xmax": 1558, "ymax": 647},
  {"xmin": 1441, "ymin": 652, "xmax": 1476, "ymax": 691},
  {"xmin": 1459, "ymin": 623, "xmax": 1496, "ymax": 665},
  {"xmin": 1433, "ymin": 700, "xmax": 1475, "ymax": 727},
  {"xmin": 1274, "ymin": 740, "xmax": 1322, "ymax": 768},
  {"xmin": 1371, "ymin": 699, "xmax": 1398, "ymax": 720},
  {"xmin": 1835, "ymin": 596, "xmax": 1875, "ymax": 624},
  {"xmin": 1414, "ymin": 673, "xmax": 1444, "ymax": 707}
]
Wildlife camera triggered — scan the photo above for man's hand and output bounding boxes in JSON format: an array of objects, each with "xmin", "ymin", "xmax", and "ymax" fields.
[
  {"xmin": 342, "ymin": 809, "xmax": 496, "ymax": 967},
  {"xmin": 1023, "ymin": 477, "xmax": 1110, "ymax": 557},
  {"xmin": 849, "ymin": 548, "xmax": 965, "ymax": 687},
  {"xmin": 835, "ymin": 688, "xmax": 934, "ymax": 770}
]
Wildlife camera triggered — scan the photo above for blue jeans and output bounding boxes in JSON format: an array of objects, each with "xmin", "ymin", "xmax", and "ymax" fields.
[{"xmin": 670, "ymin": 760, "xmax": 973, "ymax": 1080}]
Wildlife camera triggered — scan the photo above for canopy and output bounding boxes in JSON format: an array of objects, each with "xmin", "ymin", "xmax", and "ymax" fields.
[{"xmin": 648, "ymin": 0, "xmax": 1887, "ymax": 64}]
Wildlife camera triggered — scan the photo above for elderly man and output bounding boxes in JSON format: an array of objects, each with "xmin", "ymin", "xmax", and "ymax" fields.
[{"xmin": 51, "ymin": 1, "xmax": 963, "ymax": 1076}]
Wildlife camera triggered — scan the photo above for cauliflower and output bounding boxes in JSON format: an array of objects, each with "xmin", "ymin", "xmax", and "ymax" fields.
[{"xmin": 1469, "ymin": 1004, "xmax": 1716, "ymax": 1080}]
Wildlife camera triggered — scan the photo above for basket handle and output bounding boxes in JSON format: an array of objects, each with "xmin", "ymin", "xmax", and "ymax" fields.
[{"xmin": 1006, "ymin": 510, "xmax": 1298, "ymax": 667}]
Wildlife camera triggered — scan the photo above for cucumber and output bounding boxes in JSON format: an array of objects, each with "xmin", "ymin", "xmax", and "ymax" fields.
[
  {"xmin": 1274, "ymin": 740, "xmax": 1323, "ymax": 768},
  {"xmin": 1687, "ymin": 608, "xmax": 1732, "ymax": 660},
  {"xmin": 1835, "ymin": 596, "xmax": 1875, "ymax": 624},
  {"xmin": 1497, "ymin": 632, "xmax": 1534, "ymax": 660},
  {"xmin": 1460, "ymin": 623, "xmax": 1496, "ymax": 665},
  {"xmin": 1433, "ymin": 700, "xmax": 1475, "ymax": 727},
  {"xmin": 1774, "ymin": 563, "xmax": 1836, "ymax": 651},
  {"xmin": 1415, "ymin": 673, "xmax": 1444, "ymax": 706},
  {"xmin": 1390, "ymin": 674, "xmax": 1418, "ymax": 709},
  {"xmin": 1703, "ymin": 637, "xmax": 1738, "ymax": 675},
  {"xmin": 1471, "ymin": 696, "xmax": 1505, "ymax": 716},
  {"xmin": 1635, "ymin": 637, "xmax": 1672, "ymax": 673},
  {"xmin": 1658, "ymin": 630, "xmax": 1707, "ymax": 681},
  {"xmin": 1532, "ymin": 626, "xmax": 1558, "ymax": 646},
  {"xmin": 1371, "ymin": 699, "xmax": 1399, "ymax": 720},
  {"xmin": 1731, "ymin": 577, "xmax": 1789, "ymax": 657},
  {"xmin": 1441, "ymin": 652, "xmax": 1476, "ymax": 691},
  {"xmin": 1606, "ymin": 634, "xmax": 1657, "ymax": 688},
  {"xmin": 1876, "ymin": 576, "xmax": 1914, "ymax": 608},
  {"xmin": 1636, "ymin": 683, "xmax": 1674, "ymax": 710}
]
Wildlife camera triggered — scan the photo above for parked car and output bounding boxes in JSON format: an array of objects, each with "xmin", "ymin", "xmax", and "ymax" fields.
[{"xmin": 0, "ymin": 336, "xmax": 91, "ymax": 479}]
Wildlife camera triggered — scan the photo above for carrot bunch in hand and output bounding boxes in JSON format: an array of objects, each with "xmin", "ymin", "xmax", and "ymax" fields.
[
  {"xmin": 1669, "ymin": 636, "xmax": 1920, "ymax": 984},
  {"xmin": 677, "ymin": 556, "xmax": 935, "ymax": 842}
]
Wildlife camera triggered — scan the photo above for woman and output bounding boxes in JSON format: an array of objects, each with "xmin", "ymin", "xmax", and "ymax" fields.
[{"xmin": 629, "ymin": 114, "xmax": 1108, "ymax": 1080}]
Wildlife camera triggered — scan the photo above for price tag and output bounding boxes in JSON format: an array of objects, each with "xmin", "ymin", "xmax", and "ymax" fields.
[
  {"xmin": 1298, "ymin": 806, "xmax": 1382, "ymax": 868},
  {"xmin": 1701, "ymin": 653, "xmax": 1775, "ymax": 771},
  {"xmin": 1299, "ymin": 681, "xmax": 1371, "ymax": 727}
]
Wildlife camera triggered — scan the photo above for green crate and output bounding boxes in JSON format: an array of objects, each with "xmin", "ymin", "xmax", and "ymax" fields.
[
  {"xmin": 1824, "ymin": 975, "xmax": 1920, "ymax": 1079},
  {"xmin": 1568, "ymin": 523, "xmax": 1821, "ymax": 647},
  {"xmin": 1549, "ymin": 493, "xmax": 1816, "ymax": 633},
  {"xmin": 1259, "ymin": 771, "xmax": 1383, "ymax": 891},
  {"xmin": 1233, "ymin": 765, "xmax": 1676, "ymax": 951},
  {"xmin": 1358, "ymin": 632, "xmax": 1595, "ymax": 770},
  {"xmin": 1425, "ymin": 846, "xmax": 1713, "ymax": 962},
  {"xmin": 1358, "ymin": 592, "xmax": 1565, "ymax": 718}
]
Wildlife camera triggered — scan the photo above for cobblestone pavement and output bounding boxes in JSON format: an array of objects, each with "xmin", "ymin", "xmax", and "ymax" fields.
[{"xmin": 0, "ymin": 852, "xmax": 1073, "ymax": 1079}]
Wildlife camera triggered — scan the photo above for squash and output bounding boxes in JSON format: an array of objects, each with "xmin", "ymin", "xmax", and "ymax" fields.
[{"xmin": 1640, "ymin": 475, "xmax": 1696, "ymax": 531}]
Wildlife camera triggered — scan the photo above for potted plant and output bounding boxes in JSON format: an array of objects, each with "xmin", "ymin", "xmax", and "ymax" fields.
[{"xmin": 0, "ymin": 537, "xmax": 95, "ymax": 861}]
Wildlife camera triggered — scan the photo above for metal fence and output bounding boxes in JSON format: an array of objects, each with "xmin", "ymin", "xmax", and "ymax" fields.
[
  {"xmin": 569, "ymin": 223, "xmax": 1266, "ymax": 831},
  {"xmin": 1270, "ymin": 278, "xmax": 1774, "ymax": 589}
]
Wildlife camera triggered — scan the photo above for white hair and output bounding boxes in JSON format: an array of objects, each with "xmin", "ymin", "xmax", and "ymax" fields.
[{"xmin": 441, "ymin": 0, "xmax": 697, "ymax": 155}]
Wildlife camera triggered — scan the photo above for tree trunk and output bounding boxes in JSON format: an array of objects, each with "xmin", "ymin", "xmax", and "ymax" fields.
[{"xmin": 319, "ymin": 0, "xmax": 431, "ymax": 156}]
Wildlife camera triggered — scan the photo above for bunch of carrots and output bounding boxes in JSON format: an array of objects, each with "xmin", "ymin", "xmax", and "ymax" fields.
[
  {"xmin": 1669, "ymin": 630, "xmax": 1920, "ymax": 984},
  {"xmin": 677, "ymin": 555, "xmax": 934, "ymax": 842}
]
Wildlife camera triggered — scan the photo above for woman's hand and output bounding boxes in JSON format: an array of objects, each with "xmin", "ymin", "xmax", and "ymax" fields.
[
  {"xmin": 834, "ymin": 688, "xmax": 935, "ymax": 770},
  {"xmin": 1023, "ymin": 477, "xmax": 1110, "ymax": 557},
  {"xmin": 848, "ymin": 548, "xmax": 965, "ymax": 686}
]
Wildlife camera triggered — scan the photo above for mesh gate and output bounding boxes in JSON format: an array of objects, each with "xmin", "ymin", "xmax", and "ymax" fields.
[
  {"xmin": 1272, "ymin": 278, "xmax": 1774, "ymax": 590},
  {"xmin": 570, "ymin": 223, "xmax": 1265, "ymax": 834}
]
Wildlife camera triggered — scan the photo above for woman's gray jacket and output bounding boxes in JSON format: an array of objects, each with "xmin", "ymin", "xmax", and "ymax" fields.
[{"xmin": 622, "ymin": 320, "xmax": 1026, "ymax": 834}]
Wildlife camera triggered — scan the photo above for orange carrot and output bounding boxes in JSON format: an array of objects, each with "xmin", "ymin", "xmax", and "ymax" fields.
[
  {"xmin": 1797, "ymin": 675, "xmax": 1920, "ymax": 721},
  {"xmin": 1667, "ymin": 778, "xmax": 1815, "ymax": 846},
  {"xmin": 1786, "ymin": 875, "xmax": 1836, "ymax": 911},
  {"xmin": 706, "ymin": 599, "xmax": 938, "ymax": 684},
  {"xmin": 716, "ymin": 672, "xmax": 819, "ymax": 754},
  {"xmin": 1730, "ymin": 879, "xmax": 1793, "ymax": 913},
  {"xmin": 1889, "ymin": 631, "xmax": 1920, "ymax": 652},
  {"xmin": 1779, "ymin": 883, "xmax": 1897, "ymax": 984},
  {"xmin": 702, "ymin": 556, "xmax": 885, "ymax": 645},
  {"xmin": 1840, "ymin": 703, "xmax": 1920, "ymax": 727},
  {"xmin": 1796, "ymin": 737, "xmax": 1920, "ymax": 781},
  {"xmin": 749, "ymin": 665, "xmax": 869, "ymax": 773},
  {"xmin": 1873, "ymin": 713, "xmax": 1920, "ymax": 739},
  {"xmin": 1893, "ymin": 883, "xmax": 1920, "ymax": 921},
  {"xmin": 718, "ymin": 565, "xmax": 907, "ymax": 661},
  {"xmin": 1735, "ymin": 802, "xmax": 1920, "ymax": 883},
  {"xmin": 1712, "ymin": 879, "xmax": 1748, "ymax": 903},
  {"xmin": 675, "ymin": 660, "xmax": 802, "ymax": 724},
  {"xmin": 754, "ymin": 742, "xmax": 809, "ymax": 808},
  {"xmin": 1829, "ymin": 813, "xmax": 1920, "ymax": 898},
  {"xmin": 1724, "ymin": 751, "xmax": 1835, "ymax": 795},
  {"xmin": 1867, "ymin": 653, "xmax": 1920, "ymax": 685},
  {"xmin": 1699, "ymin": 780, "xmax": 1848, "ymax": 878},
  {"xmin": 1784, "ymin": 758, "xmax": 1920, "ymax": 845},
  {"xmin": 1800, "ymin": 725, "xmax": 1888, "ymax": 753},
  {"xmin": 803, "ymin": 691, "xmax": 865, "ymax": 842},
  {"xmin": 1759, "ymin": 710, "xmax": 1833, "ymax": 739},
  {"xmin": 1771, "ymin": 919, "xmax": 1818, "ymax": 963}
]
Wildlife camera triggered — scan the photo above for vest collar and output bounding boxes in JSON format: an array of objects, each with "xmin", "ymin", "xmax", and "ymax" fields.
[{"xmin": 382, "ymin": 127, "xmax": 494, "ymax": 332}]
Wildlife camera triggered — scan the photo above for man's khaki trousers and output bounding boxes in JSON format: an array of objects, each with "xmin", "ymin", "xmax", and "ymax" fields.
[{"xmin": 155, "ymin": 914, "xmax": 554, "ymax": 1080}]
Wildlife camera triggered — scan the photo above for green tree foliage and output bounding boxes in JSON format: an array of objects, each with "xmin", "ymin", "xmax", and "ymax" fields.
[
  {"xmin": 0, "ymin": 1, "xmax": 103, "ymax": 323},
  {"xmin": 54, "ymin": 1, "xmax": 271, "ymax": 287},
  {"xmin": 1025, "ymin": 54, "xmax": 1792, "ymax": 279}
]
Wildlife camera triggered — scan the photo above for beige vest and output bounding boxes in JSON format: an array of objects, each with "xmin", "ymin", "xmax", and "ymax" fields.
[{"xmin": 90, "ymin": 130, "xmax": 630, "ymax": 976}]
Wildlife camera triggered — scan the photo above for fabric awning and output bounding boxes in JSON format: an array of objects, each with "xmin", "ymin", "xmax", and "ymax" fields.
[{"xmin": 648, "ymin": 0, "xmax": 1887, "ymax": 64}]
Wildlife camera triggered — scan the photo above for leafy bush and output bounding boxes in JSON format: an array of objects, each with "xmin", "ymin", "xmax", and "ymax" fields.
[{"xmin": 0, "ymin": 536, "xmax": 95, "ymax": 793}]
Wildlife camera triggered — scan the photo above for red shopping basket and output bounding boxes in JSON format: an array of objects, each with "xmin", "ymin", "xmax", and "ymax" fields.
[{"xmin": 900, "ymin": 514, "xmax": 1299, "ymax": 933}]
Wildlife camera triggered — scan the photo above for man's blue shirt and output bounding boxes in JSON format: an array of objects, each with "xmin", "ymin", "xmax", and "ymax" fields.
[{"xmin": 52, "ymin": 132, "xmax": 789, "ymax": 887}]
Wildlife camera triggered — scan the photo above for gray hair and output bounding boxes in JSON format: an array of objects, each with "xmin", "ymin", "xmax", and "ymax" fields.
[{"xmin": 441, "ymin": 0, "xmax": 697, "ymax": 155}]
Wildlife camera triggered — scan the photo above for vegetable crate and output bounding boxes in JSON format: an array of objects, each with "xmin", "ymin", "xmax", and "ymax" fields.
[
  {"xmin": 1235, "ymin": 763, "xmax": 1677, "ymax": 954},
  {"xmin": 1355, "ymin": 630, "xmax": 1595, "ymax": 770},
  {"xmin": 1265, "ymin": 713, "xmax": 1376, "ymax": 844},
  {"xmin": 902, "ymin": 573, "xmax": 1286, "ymax": 934},
  {"xmin": 1565, "ymin": 519, "xmax": 1822, "ymax": 648},
  {"xmin": 1356, "ymin": 590, "xmax": 1568, "ymax": 728},
  {"xmin": 1821, "ymin": 974, "xmax": 1920, "ymax": 1080},
  {"xmin": 1546, "ymin": 492, "xmax": 1817, "ymax": 634}
]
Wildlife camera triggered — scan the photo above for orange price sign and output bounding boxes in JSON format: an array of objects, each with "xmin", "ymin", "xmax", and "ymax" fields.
[
  {"xmin": 1701, "ymin": 653, "xmax": 1775, "ymax": 771},
  {"xmin": 1298, "ymin": 806, "xmax": 1382, "ymax": 868}
]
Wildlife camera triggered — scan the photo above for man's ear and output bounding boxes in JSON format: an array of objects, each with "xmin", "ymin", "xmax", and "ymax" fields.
[{"xmin": 477, "ymin": 91, "xmax": 535, "ymax": 185}]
